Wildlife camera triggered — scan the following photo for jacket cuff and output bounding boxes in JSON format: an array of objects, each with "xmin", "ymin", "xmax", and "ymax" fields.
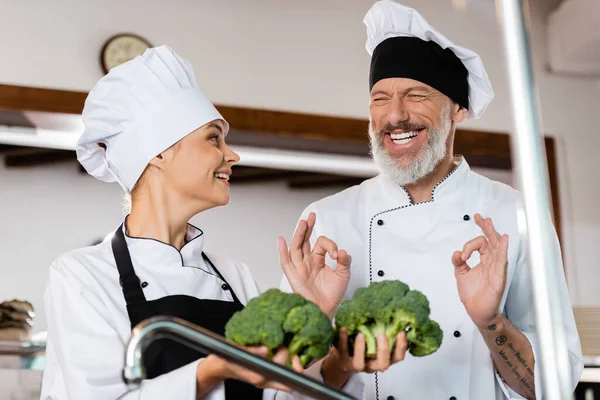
[{"xmin": 139, "ymin": 359, "xmax": 225, "ymax": 400}]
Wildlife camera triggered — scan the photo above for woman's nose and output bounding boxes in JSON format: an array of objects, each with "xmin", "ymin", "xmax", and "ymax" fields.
[{"xmin": 224, "ymin": 144, "xmax": 240, "ymax": 165}]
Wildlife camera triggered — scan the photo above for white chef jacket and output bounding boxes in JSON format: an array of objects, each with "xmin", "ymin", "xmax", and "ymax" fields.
[
  {"xmin": 41, "ymin": 223, "xmax": 363, "ymax": 400},
  {"xmin": 281, "ymin": 157, "xmax": 583, "ymax": 400}
]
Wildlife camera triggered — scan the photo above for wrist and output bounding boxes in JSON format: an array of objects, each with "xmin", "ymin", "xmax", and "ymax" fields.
[
  {"xmin": 196, "ymin": 355, "xmax": 227, "ymax": 396},
  {"xmin": 475, "ymin": 312, "xmax": 506, "ymax": 332},
  {"xmin": 321, "ymin": 352, "xmax": 352, "ymax": 390}
]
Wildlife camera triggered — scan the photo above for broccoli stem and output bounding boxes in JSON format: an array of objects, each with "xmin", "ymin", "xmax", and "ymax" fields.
[
  {"xmin": 385, "ymin": 316, "xmax": 411, "ymax": 351},
  {"xmin": 385, "ymin": 324, "xmax": 404, "ymax": 350},
  {"xmin": 288, "ymin": 338, "xmax": 305, "ymax": 356},
  {"xmin": 370, "ymin": 321, "xmax": 386, "ymax": 338},
  {"xmin": 357, "ymin": 325, "xmax": 378, "ymax": 357},
  {"xmin": 299, "ymin": 354, "xmax": 312, "ymax": 366}
]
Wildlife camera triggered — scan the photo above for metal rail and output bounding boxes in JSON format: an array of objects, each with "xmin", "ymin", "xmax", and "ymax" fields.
[
  {"xmin": 123, "ymin": 316, "xmax": 357, "ymax": 400},
  {"xmin": 498, "ymin": 0, "xmax": 572, "ymax": 398}
]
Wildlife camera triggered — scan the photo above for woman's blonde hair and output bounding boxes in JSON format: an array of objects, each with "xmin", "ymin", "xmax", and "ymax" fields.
[
  {"xmin": 122, "ymin": 192, "xmax": 132, "ymax": 215},
  {"xmin": 121, "ymin": 166, "xmax": 147, "ymax": 215}
]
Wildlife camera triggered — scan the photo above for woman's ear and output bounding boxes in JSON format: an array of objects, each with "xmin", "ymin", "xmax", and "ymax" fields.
[
  {"xmin": 147, "ymin": 152, "xmax": 166, "ymax": 169},
  {"xmin": 148, "ymin": 142, "xmax": 180, "ymax": 169}
]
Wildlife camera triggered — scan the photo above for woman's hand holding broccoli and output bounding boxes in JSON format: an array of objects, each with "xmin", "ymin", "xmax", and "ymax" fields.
[{"xmin": 196, "ymin": 346, "xmax": 304, "ymax": 397}]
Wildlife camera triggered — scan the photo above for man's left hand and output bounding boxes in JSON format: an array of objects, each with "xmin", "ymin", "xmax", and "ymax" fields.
[{"xmin": 451, "ymin": 214, "xmax": 509, "ymax": 328}]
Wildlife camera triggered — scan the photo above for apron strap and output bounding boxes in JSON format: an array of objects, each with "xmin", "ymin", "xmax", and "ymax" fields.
[
  {"xmin": 111, "ymin": 224, "xmax": 147, "ymax": 305},
  {"xmin": 201, "ymin": 253, "xmax": 243, "ymax": 305}
]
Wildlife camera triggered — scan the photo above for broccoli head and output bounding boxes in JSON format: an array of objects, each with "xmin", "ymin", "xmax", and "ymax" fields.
[
  {"xmin": 334, "ymin": 280, "xmax": 442, "ymax": 358},
  {"xmin": 225, "ymin": 311, "xmax": 284, "ymax": 351},
  {"xmin": 283, "ymin": 302, "xmax": 334, "ymax": 365},
  {"xmin": 225, "ymin": 289, "xmax": 333, "ymax": 366},
  {"xmin": 407, "ymin": 319, "xmax": 443, "ymax": 357}
]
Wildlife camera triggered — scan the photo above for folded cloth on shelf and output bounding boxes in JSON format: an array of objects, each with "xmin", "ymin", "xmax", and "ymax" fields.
[
  {"xmin": 0, "ymin": 309, "xmax": 33, "ymax": 324},
  {"xmin": 0, "ymin": 300, "xmax": 34, "ymax": 341},
  {"xmin": 0, "ymin": 300, "xmax": 34, "ymax": 317},
  {"xmin": 0, "ymin": 327, "xmax": 31, "ymax": 341}
]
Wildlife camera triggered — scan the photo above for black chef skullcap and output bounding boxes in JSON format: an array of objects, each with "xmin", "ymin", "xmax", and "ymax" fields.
[{"xmin": 369, "ymin": 36, "xmax": 469, "ymax": 110}]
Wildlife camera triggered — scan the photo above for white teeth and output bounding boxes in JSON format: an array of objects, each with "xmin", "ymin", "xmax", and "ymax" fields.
[
  {"xmin": 390, "ymin": 131, "xmax": 419, "ymax": 140},
  {"xmin": 390, "ymin": 131, "xmax": 419, "ymax": 145},
  {"xmin": 392, "ymin": 138, "xmax": 412, "ymax": 144},
  {"xmin": 215, "ymin": 173, "xmax": 230, "ymax": 180}
]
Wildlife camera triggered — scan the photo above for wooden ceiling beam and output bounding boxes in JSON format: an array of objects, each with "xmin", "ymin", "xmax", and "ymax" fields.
[
  {"xmin": 0, "ymin": 83, "xmax": 514, "ymax": 166},
  {"xmin": 3, "ymin": 148, "xmax": 75, "ymax": 167},
  {"xmin": 0, "ymin": 84, "xmax": 86, "ymax": 114},
  {"xmin": 0, "ymin": 84, "xmax": 561, "ymax": 240}
]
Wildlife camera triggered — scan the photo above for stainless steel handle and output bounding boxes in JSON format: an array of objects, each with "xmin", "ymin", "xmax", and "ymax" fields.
[
  {"xmin": 498, "ymin": 0, "xmax": 572, "ymax": 398},
  {"xmin": 123, "ymin": 316, "xmax": 357, "ymax": 400}
]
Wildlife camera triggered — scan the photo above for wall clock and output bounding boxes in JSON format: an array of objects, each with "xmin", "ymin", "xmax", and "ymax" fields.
[{"xmin": 101, "ymin": 34, "xmax": 152, "ymax": 74}]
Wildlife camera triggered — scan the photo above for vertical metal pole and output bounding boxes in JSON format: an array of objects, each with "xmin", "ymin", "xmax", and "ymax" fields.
[{"xmin": 498, "ymin": 0, "xmax": 571, "ymax": 399}]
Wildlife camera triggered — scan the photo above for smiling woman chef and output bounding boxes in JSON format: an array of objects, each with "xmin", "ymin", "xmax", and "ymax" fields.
[{"xmin": 39, "ymin": 46, "xmax": 378, "ymax": 400}]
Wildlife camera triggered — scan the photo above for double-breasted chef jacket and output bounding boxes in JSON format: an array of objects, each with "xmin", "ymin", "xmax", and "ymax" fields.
[{"xmin": 282, "ymin": 157, "xmax": 583, "ymax": 400}]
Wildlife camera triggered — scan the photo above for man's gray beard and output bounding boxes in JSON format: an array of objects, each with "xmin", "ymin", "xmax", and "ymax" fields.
[{"xmin": 369, "ymin": 105, "xmax": 452, "ymax": 187}]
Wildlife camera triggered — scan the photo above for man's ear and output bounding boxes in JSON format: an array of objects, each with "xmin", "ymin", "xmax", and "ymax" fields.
[{"xmin": 452, "ymin": 105, "xmax": 468, "ymax": 124}]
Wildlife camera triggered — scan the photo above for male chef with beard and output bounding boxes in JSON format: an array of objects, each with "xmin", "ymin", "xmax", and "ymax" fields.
[{"xmin": 279, "ymin": 2, "xmax": 582, "ymax": 399}]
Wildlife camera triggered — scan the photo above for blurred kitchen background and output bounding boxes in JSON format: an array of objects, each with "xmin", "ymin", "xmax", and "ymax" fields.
[{"xmin": 0, "ymin": 0, "xmax": 599, "ymax": 399}]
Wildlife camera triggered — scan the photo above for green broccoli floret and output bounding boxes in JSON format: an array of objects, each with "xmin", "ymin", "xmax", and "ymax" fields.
[
  {"xmin": 407, "ymin": 319, "xmax": 443, "ymax": 357},
  {"xmin": 334, "ymin": 280, "xmax": 442, "ymax": 358},
  {"xmin": 225, "ymin": 289, "xmax": 334, "ymax": 366},
  {"xmin": 335, "ymin": 281, "xmax": 408, "ymax": 357},
  {"xmin": 381, "ymin": 290, "xmax": 430, "ymax": 350},
  {"xmin": 283, "ymin": 303, "xmax": 334, "ymax": 365},
  {"xmin": 225, "ymin": 311, "xmax": 284, "ymax": 351}
]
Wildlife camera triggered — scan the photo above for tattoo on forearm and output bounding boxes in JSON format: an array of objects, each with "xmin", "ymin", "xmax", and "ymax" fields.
[
  {"xmin": 497, "ymin": 340, "xmax": 535, "ymax": 397},
  {"xmin": 508, "ymin": 343, "xmax": 534, "ymax": 377},
  {"xmin": 488, "ymin": 324, "xmax": 497, "ymax": 331}
]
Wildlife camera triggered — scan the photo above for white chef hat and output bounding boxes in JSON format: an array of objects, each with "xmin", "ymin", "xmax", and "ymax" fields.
[
  {"xmin": 77, "ymin": 45, "xmax": 229, "ymax": 192},
  {"xmin": 363, "ymin": 0, "xmax": 494, "ymax": 119}
]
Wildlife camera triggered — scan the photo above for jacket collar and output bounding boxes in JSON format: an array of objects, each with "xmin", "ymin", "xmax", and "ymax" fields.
[
  {"xmin": 427, "ymin": 155, "xmax": 470, "ymax": 202},
  {"xmin": 378, "ymin": 155, "xmax": 471, "ymax": 205},
  {"xmin": 121, "ymin": 220, "xmax": 206, "ymax": 268}
]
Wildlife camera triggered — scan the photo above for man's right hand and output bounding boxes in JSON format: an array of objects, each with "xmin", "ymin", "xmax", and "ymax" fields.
[
  {"xmin": 278, "ymin": 212, "xmax": 352, "ymax": 319},
  {"xmin": 321, "ymin": 328, "xmax": 408, "ymax": 389},
  {"xmin": 195, "ymin": 346, "xmax": 303, "ymax": 398}
]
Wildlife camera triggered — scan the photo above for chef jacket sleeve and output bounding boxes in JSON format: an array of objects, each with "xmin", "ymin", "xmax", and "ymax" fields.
[
  {"xmin": 42, "ymin": 258, "xmax": 225, "ymax": 400},
  {"xmin": 495, "ymin": 211, "xmax": 583, "ymax": 399}
]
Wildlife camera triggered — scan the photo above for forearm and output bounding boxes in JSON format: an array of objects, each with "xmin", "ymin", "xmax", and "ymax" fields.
[
  {"xmin": 195, "ymin": 356, "xmax": 225, "ymax": 399},
  {"xmin": 478, "ymin": 314, "xmax": 536, "ymax": 399}
]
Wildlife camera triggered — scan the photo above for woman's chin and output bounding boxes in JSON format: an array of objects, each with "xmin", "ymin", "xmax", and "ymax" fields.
[
  {"xmin": 188, "ymin": 192, "xmax": 231, "ymax": 212},
  {"xmin": 215, "ymin": 193, "xmax": 231, "ymax": 207}
]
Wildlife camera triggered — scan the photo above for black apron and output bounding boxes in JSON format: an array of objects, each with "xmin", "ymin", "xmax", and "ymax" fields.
[{"xmin": 111, "ymin": 225, "xmax": 263, "ymax": 399}]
